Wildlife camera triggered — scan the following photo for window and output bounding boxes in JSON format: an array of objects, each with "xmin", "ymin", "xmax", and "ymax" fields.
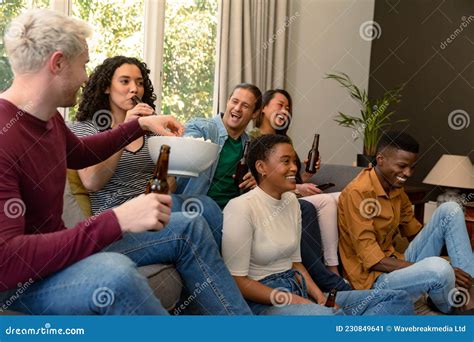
[
  {"xmin": 161, "ymin": 0, "xmax": 218, "ymax": 121},
  {"xmin": 1, "ymin": 0, "xmax": 218, "ymax": 124},
  {"xmin": 0, "ymin": 0, "xmax": 51, "ymax": 92}
]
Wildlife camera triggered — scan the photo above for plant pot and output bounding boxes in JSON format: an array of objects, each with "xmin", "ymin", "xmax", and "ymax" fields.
[{"xmin": 357, "ymin": 154, "xmax": 376, "ymax": 167}]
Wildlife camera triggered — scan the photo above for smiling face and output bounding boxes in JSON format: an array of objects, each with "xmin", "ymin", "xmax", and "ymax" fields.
[
  {"xmin": 222, "ymin": 88, "xmax": 258, "ymax": 139},
  {"xmin": 106, "ymin": 63, "xmax": 144, "ymax": 115},
  {"xmin": 375, "ymin": 147, "xmax": 418, "ymax": 191},
  {"xmin": 256, "ymin": 143, "xmax": 298, "ymax": 199},
  {"xmin": 261, "ymin": 92, "xmax": 291, "ymax": 132}
]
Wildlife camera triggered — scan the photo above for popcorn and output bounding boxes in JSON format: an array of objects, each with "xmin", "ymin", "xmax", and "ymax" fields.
[{"xmin": 184, "ymin": 136, "xmax": 213, "ymax": 143}]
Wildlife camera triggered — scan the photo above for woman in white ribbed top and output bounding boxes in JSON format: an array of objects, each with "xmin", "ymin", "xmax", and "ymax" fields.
[{"xmin": 222, "ymin": 134, "xmax": 414, "ymax": 315}]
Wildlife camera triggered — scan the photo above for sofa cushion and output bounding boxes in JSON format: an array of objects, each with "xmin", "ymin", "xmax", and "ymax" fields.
[{"xmin": 138, "ymin": 264, "xmax": 182, "ymax": 311}]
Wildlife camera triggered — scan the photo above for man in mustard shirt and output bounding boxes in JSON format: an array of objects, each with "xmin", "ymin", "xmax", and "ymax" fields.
[{"xmin": 338, "ymin": 131, "xmax": 473, "ymax": 313}]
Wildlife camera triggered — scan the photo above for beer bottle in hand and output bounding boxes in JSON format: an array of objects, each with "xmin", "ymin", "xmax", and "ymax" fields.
[
  {"xmin": 234, "ymin": 141, "xmax": 250, "ymax": 193},
  {"xmin": 305, "ymin": 134, "xmax": 320, "ymax": 174},
  {"xmin": 325, "ymin": 288, "xmax": 337, "ymax": 308},
  {"xmin": 145, "ymin": 144, "xmax": 170, "ymax": 194}
]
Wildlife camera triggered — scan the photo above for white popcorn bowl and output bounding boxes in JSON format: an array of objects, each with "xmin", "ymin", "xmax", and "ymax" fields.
[{"xmin": 148, "ymin": 136, "xmax": 219, "ymax": 177}]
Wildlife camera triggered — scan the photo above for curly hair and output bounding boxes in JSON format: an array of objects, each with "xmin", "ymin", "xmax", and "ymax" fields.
[{"xmin": 75, "ymin": 56, "xmax": 157, "ymax": 121}]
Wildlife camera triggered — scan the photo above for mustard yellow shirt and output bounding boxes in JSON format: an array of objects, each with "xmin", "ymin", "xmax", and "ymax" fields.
[{"xmin": 338, "ymin": 168, "xmax": 422, "ymax": 290}]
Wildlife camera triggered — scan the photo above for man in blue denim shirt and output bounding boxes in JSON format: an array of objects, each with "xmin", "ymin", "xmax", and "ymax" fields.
[{"xmin": 176, "ymin": 83, "xmax": 261, "ymax": 205}]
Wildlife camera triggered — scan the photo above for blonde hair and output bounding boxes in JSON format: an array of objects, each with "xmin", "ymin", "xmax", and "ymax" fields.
[{"xmin": 4, "ymin": 9, "xmax": 92, "ymax": 74}]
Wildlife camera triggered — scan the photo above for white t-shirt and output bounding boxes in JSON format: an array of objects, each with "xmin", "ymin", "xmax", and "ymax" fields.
[{"xmin": 222, "ymin": 186, "xmax": 302, "ymax": 281}]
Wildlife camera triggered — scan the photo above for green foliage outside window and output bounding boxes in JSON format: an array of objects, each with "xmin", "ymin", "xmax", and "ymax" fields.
[
  {"xmin": 162, "ymin": 0, "xmax": 217, "ymax": 121},
  {"xmin": 0, "ymin": 0, "xmax": 218, "ymax": 124}
]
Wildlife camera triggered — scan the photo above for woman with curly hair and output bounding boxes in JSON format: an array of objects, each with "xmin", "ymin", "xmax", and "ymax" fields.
[{"xmin": 70, "ymin": 56, "xmax": 224, "ymax": 248}]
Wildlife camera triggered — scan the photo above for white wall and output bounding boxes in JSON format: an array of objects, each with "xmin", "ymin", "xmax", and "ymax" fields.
[{"xmin": 286, "ymin": 0, "xmax": 375, "ymax": 166}]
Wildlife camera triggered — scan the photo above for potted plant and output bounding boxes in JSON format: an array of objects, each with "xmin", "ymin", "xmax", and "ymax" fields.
[{"xmin": 326, "ymin": 72, "xmax": 406, "ymax": 167}]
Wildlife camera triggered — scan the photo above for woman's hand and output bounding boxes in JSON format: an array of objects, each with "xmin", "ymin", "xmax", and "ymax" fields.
[
  {"xmin": 125, "ymin": 103, "xmax": 155, "ymax": 123},
  {"xmin": 295, "ymin": 183, "xmax": 322, "ymax": 197},
  {"xmin": 138, "ymin": 115, "xmax": 184, "ymax": 136},
  {"xmin": 301, "ymin": 156, "xmax": 321, "ymax": 182}
]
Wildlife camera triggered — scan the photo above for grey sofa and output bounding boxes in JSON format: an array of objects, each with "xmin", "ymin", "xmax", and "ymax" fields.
[{"xmin": 308, "ymin": 163, "xmax": 363, "ymax": 192}]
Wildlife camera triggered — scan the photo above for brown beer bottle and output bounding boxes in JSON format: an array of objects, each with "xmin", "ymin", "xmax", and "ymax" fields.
[
  {"xmin": 145, "ymin": 144, "xmax": 170, "ymax": 194},
  {"xmin": 234, "ymin": 141, "xmax": 250, "ymax": 192},
  {"xmin": 305, "ymin": 134, "xmax": 320, "ymax": 174},
  {"xmin": 325, "ymin": 288, "xmax": 337, "ymax": 307}
]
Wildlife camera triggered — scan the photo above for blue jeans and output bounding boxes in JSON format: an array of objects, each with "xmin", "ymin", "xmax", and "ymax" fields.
[
  {"xmin": 374, "ymin": 202, "xmax": 474, "ymax": 313},
  {"xmin": 171, "ymin": 194, "xmax": 223, "ymax": 248},
  {"xmin": 0, "ymin": 252, "xmax": 168, "ymax": 315},
  {"xmin": 248, "ymin": 269, "xmax": 413, "ymax": 315},
  {"xmin": 299, "ymin": 200, "xmax": 351, "ymax": 292},
  {"xmin": 0, "ymin": 213, "xmax": 250, "ymax": 315}
]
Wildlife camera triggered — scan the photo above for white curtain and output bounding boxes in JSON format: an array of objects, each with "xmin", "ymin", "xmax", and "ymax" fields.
[{"xmin": 213, "ymin": 0, "xmax": 290, "ymax": 113}]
